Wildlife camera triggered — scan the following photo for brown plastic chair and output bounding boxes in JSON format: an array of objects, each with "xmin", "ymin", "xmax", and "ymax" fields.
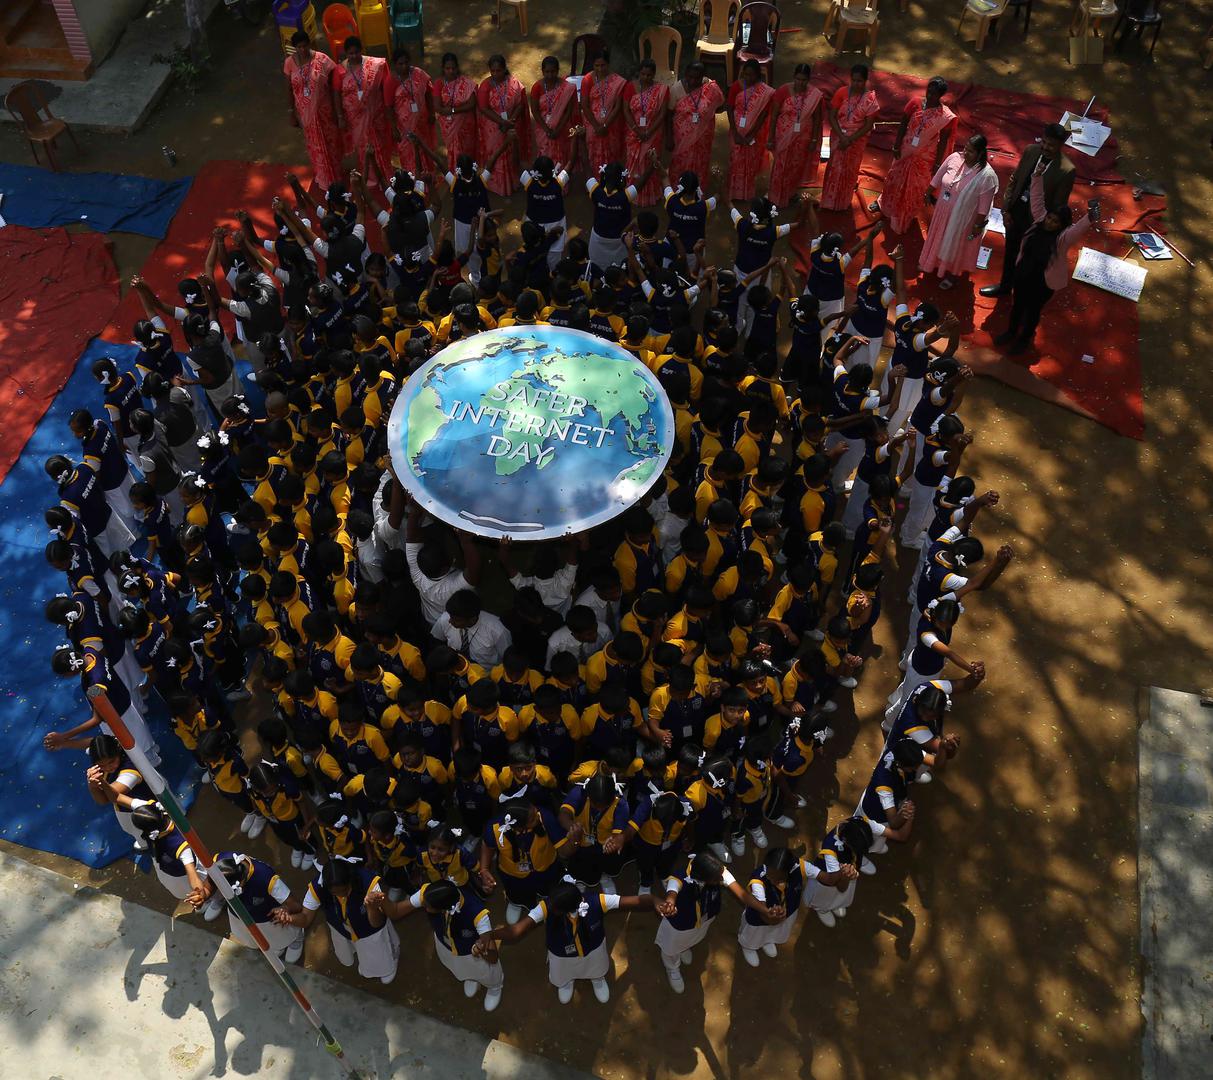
[
  {"xmin": 697, "ymin": 0, "xmax": 741, "ymax": 84},
  {"xmin": 827, "ymin": 0, "xmax": 881, "ymax": 55},
  {"xmin": 571, "ymin": 32, "xmax": 607, "ymax": 75},
  {"xmin": 955, "ymin": 0, "xmax": 1006, "ymax": 51},
  {"xmin": 735, "ymin": 2, "xmax": 781, "ymax": 77},
  {"xmin": 639, "ymin": 26, "xmax": 683, "ymax": 85},
  {"xmin": 496, "ymin": 0, "xmax": 528, "ymax": 37},
  {"xmin": 5, "ymin": 81, "xmax": 78, "ymax": 172}
]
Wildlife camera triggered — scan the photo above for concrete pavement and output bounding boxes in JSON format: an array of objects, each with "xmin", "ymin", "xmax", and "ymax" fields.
[{"xmin": 0, "ymin": 851, "xmax": 594, "ymax": 1079}]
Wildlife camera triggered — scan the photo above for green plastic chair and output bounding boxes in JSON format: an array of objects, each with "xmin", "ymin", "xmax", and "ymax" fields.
[{"xmin": 389, "ymin": 0, "xmax": 424, "ymax": 56}]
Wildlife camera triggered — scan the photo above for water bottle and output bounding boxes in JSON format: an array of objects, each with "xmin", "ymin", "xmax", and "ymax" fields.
[{"xmin": 162, "ymin": 146, "xmax": 177, "ymax": 166}]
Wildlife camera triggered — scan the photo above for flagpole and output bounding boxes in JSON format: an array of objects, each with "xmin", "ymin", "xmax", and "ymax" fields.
[{"xmin": 89, "ymin": 688, "xmax": 363, "ymax": 1078}]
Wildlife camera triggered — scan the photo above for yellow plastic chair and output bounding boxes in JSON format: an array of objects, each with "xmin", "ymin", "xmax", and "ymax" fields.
[
  {"xmin": 355, "ymin": 0, "xmax": 392, "ymax": 51},
  {"xmin": 825, "ymin": 0, "xmax": 880, "ymax": 55},
  {"xmin": 497, "ymin": 0, "xmax": 529, "ymax": 37},
  {"xmin": 696, "ymin": 0, "xmax": 740, "ymax": 85},
  {"xmin": 956, "ymin": 0, "xmax": 1008, "ymax": 51},
  {"xmin": 639, "ymin": 26, "xmax": 682, "ymax": 85}
]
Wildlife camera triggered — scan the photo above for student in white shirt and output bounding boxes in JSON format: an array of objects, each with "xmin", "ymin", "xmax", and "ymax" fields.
[
  {"xmin": 403, "ymin": 500, "xmax": 482, "ymax": 626},
  {"xmin": 432, "ymin": 589, "xmax": 512, "ymax": 667}
]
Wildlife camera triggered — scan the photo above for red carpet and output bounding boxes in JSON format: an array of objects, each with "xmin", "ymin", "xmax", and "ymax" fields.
[
  {"xmin": 792, "ymin": 64, "xmax": 1155, "ymax": 440},
  {"xmin": 0, "ymin": 226, "xmax": 120, "ymax": 484}
]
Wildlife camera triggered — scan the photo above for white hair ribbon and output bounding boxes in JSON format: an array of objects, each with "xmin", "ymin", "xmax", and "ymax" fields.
[
  {"xmin": 562, "ymin": 873, "xmax": 577, "ymax": 885},
  {"xmin": 333, "ymin": 814, "xmax": 350, "ymax": 829},
  {"xmin": 576, "ymin": 900, "xmax": 590, "ymax": 917},
  {"xmin": 696, "ymin": 751, "xmax": 706, "ymax": 767},
  {"xmin": 426, "ymin": 818, "xmax": 440, "ymax": 829},
  {"xmin": 500, "ymin": 814, "xmax": 516, "ymax": 833},
  {"xmin": 64, "ymin": 607, "xmax": 81, "ymax": 625},
  {"xmin": 182, "ymin": 291, "xmax": 200, "ymax": 305}
]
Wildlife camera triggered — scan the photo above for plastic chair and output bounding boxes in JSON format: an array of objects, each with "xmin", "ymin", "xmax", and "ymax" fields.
[
  {"xmin": 4, "ymin": 81, "xmax": 78, "ymax": 172},
  {"xmin": 1070, "ymin": 0, "xmax": 1118, "ymax": 36},
  {"xmin": 826, "ymin": 0, "xmax": 880, "ymax": 55},
  {"xmin": 955, "ymin": 0, "xmax": 1007, "ymax": 51},
  {"xmin": 735, "ymin": 2, "xmax": 780, "ymax": 76},
  {"xmin": 639, "ymin": 26, "xmax": 682, "ymax": 85},
  {"xmin": 696, "ymin": 0, "xmax": 741, "ymax": 85},
  {"xmin": 322, "ymin": 2, "xmax": 360, "ymax": 57},
  {"xmin": 497, "ymin": 0, "xmax": 528, "ymax": 37},
  {"xmin": 1004, "ymin": 0, "xmax": 1034, "ymax": 37},
  {"xmin": 1111, "ymin": 0, "xmax": 1163, "ymax": 56},
  {"xmin": 389, "ymin": 0, "xmax": 424, "ymax": 55},
  {"xmin": 355, "ymin": 0, "xmax": 391, "ymax": 51},
  {"xmin": 571, "ymin": 33, "xmax": 606, "ymax": 75}
]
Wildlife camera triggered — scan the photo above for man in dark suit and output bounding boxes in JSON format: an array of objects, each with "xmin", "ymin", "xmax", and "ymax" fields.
[{"xmin": 980, "ymin": 122, "xmax": 1076, "ymax": 297}]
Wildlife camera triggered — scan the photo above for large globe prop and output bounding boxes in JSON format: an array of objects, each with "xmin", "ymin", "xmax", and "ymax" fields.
[{"xmin": 387, "ymin": 326, "xmax": 676, "ymax": 540}]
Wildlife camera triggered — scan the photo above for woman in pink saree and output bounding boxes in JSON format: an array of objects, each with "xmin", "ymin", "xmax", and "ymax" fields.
[
  {"xmin": 820, "ymin": 62, "xmax": 880, "ymax": 212},
  {"xmin": 919, "ymin": 134, "xmax": 999, "ymax": 289},
  {"xmin": 386, "ymin": 46, "xmax": 435, "ymax": 176},
  {"xmin": 433, "ymin": 52, "xmax": 479, "ymax": 172},
  {"xmin": 334, "ymin": 36, "xmax": 394, "ymax": 181},
  {"xmin": 874, "ymin": 76, "xmax": 957, "ymax": 234},
  {"xmin": 581, "ymin": 51, "xmax": 627, "ymax": 174},
  {"xmin": 766, "ymin": 63, "xmax": 824, "ymax": 209},
  {"xmin": 622, "ymin": 59, "xmax": 669, "ymax": 206},
  {"xmin": 284, "ymin": 32, "xmax": 344, "ymax": 192},
  {"xmin": 530, "ymin": 55, "xmax": 576, "ymax": 169},
  {"xmin": 668, "ymin": 61, "xmax": 724, "ymax": 185},
  {"xmin": 476, "ymin": 54, "xmax": 531, "ymax": 197},
  {"xmin": 726, "ymin": 59, "xmax": 775, "ymax": 204}
]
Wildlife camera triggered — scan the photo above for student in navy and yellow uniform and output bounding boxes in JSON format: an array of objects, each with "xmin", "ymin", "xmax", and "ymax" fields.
[
  {"xmin": 365, "ymin": 809, "xmax": 419, "ymax": 900},
  {"xmin": 613, "ymin": 507, "xmax": 663, "ymax": 596},
  {"xmin": 736, "ymin": 846, "xmax": 812, "ymax": 967},
  {"xmin": 683, "ymin": 756, "xmax": 735, "ymax": 865},
  {"xmin": 518, "ymin": 684, "xmax": 582, "ymax": 784},
  {"xmin": 730, "ymin": 738, "xmax": 775, "ymax": 858},
  {"xmin": 418, "ymin": 822, "xmax": 477, "ymax": 888},
  {"xmin": 195, "ymin": 728, "xmax": 264, "ymax": 838},
  {"xmin": 314, "ymin": 798, "xmax": 366, "ymax": 860},
  {"xmin": 626, "ymin": 790, "xmax": 690, "ymax": 894},
  {"xmin": 701, "ymin": 687, "xmax": 750, "ymax": 763},
  {"xmin": 451, "ymin": 748, "xmax": 501, "ymax": 839},
  {"xmin": 248, "ymin": 761, "xmax": 316, "ymax": 869},
  {"xmin": 579, "ymin": 683, "xmax": 645, "ymax": 758},
  {"xmin": 130, "ymin": 803, "xmax": 207, "ymax": 904},
  {"xmin": 393, "ymin": 731, "xmax": 451, "ymax": 813},
  {"xmin": 858, "ymin": 739, "xmax": 922, "ymax": 860},
  {"xmin": 489, "ymin": 878, "xmax": 655, "ymax": 1004},
  {"xmin": 559, "ymin": 773, "xmax": 631, "ymax": 890},
  {"xmin": 489, "ymin": 646, "xmax": 545, "ymax": 710},
  {"xmin": 478, "ymin": 798, "xmax": 573, "ymax": 924},
  {"xmin": 329, "ymin": 701, "xmax": 391, "ymax": 776},
  {"xmin": 646, "ymin": 664, "xmax": 714, "ymax": 753}
]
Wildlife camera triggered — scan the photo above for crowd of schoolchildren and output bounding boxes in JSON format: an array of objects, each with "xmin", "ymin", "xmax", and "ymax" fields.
[{"xmin": 40, "ymin": 104, "xmax": 1015, "ymax": 1012}]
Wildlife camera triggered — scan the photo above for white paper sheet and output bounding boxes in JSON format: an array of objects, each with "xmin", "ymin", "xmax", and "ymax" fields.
[
  {"xmin": 1059, "ymin": 111, "xmax": 1111, "ymax": 157},
  {"xmin": 986, "ymin": 207, "xmax": 1005, "ymax": 236},
  {"xmin": 1072, "ymin": 247, "xmax": 1147, "ymax": 302},
  {"xmin": 976, "ymin": 246, "xmax": 992, "ymax": 270},
  {"xmin": 820, "ymin": 136, "xmax": 831, "ymax": 161},
  {"xmin": 1129, "ymin": 232, "xmax": 1172, "ymax": 261}
]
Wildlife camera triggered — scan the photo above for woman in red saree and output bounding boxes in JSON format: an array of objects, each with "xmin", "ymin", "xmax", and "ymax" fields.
[
  {"xmin": 433, "ymin": 52, "xmax": 479, "ymax": 172},
  {"xmin": 726, "ymin": 59, "xmax": 776, "ymax": 204},
  {"xmin": 530, "ymin": 55, "xmax": 576, "ymax": 169},
  {"xmin": 476, "ymin": 54, "xmax": 531, "ymax": 197},
  {"xmin": 668, "ymin": 61, "xmax": 725, "ymax": 185},
  {"xmin": 581, "ymin": 51, "xmax": 627, "ymax": 174},
  {"xmin": 873, "ymin": 76, "xmax": 957, "ymax": 234},
  {"xmin": 622, "ymin": 59, "xmax": 669, "ymax": 206},
  {"xmin": 334, "ymin": 36, "xmax": 394, "ymax": 181},
  {"xmin": 284, "ymin": 32, "xmax": 344, "ymax": 192},
  {"xmin": 766, "ymin": 63, "xmax": 824, "ymax": 209},
  {"xmin": 386, "ymin": 46, "xmax": 435, "ymax": 176},
  {"xmin": 820, "ymin": 63, "xmax": 880, "ymax": 212}
]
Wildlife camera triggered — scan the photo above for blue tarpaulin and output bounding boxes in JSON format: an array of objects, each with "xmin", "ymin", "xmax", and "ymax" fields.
[{"xmin": 0, "ymin": 163, "xmax": 191, "ymax": 238}]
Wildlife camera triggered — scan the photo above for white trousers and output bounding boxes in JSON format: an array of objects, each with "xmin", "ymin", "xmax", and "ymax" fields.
[
  {"xmin": 887, "ymin": 376, "xmax": 922, "ymax": 436},
  {"xmin": 454, "ymin": 218, "xmax": 483, "ymax": 283},
  {"xmin": 830, "ymin": 435, "xmax": 866, "ymax": 492},
  {"xmin": 899, "ymin": 477, "xmax": 937, "ymax": 548},
  {"xmin": 841, "ymin": 473, "xmax": 870, "ymax": 535},
  {"xmin": 105, "ymin": 472, "xmax": 137, "ymax": 533}
]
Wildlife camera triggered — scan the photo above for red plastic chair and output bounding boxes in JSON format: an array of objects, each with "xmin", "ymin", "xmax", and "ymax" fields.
[
  {"xmin": 323, "ymin": 2, "xmax": 360, "ymax": 57},
  {"xmin": 735, "ymin": 2, "xmax": 781, "ymax": 78}
]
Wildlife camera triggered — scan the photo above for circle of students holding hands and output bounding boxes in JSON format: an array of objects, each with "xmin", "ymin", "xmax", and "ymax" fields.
[{"xmin": 41, "ymin": 36, "xmax": 1024, "ymax": 1016}]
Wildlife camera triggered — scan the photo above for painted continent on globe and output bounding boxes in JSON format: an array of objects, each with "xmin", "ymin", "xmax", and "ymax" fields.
[{"xmin": 387, "ymin": 326, "xmax": 675, "ymax": 539}]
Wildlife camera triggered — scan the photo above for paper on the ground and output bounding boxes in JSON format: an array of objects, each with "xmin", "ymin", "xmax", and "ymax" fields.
[
  {"xmin": 977, "ymin": 246, "xmax": 992, "ymax": 269},
  {"xmin": 1129, "ymin": 232, "xmax": 1173, "ymax": 260},
  {"xmin": 986, "ymin": 207, "xmax": 1005, "ymax": 235},
  {"xmin": 820, "ymin": 136, "xmax": 831, "ymax": 161},
  {"xmin": 1073, "ymin": 247, "xmax": 1147, "ymax": 302},
  {"xmin": 1059, "ymin": 111, "xmax": 1111, "ymax": 157},
  {"xmin": 1081, "ymin": 354, "xmax": 1095, "ymax": 364}
]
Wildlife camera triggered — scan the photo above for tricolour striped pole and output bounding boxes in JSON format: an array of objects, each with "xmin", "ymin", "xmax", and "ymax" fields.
[{"xmin": 90, "ymin": 688, "xmax": 363, "ymax": 1079}]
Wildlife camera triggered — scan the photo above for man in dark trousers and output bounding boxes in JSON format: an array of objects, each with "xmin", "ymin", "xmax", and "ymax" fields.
[{"xmin": 980, "ymin": 123, "xmax": 1076, "ymax": 297}]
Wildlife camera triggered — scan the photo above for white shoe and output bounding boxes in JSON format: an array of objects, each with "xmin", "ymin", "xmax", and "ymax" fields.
[
  {"xmin": 839, "ymin": 676, "xmax": 858, "ymax": 689},
  {"xmin": 246, "ymin": 815, "xmax": 267, "ymax": 840},
  {"xmin": 761, "ymin": 942, "xmax": 778, "ymax": 958},
  {"xmin": 836, "ymin": 906, "xmax": 849, "ymax": 918},
  {"xmin": 591, "ymin": 977, "xmax": 610, "ymax": 1003},
  {"xmin": 843, "ymin": 479, "xmax": 854, "ymax": 494},
  {"xmin": 638, "ymin": 884, "xmax": 651, "ymax": 896},
  {"xmin": 860, "ymin": 857, "xmax": 876, "ymax": 876},
  {"xmin": 741, "ymin": 947, "xmax": 760, "ymax": 967},
  {"xmin": 808, "ymin": 629, "xmax": 825, "ymax": 642},
  {"xmin": 680, "ymin": 950, "xmax": 692, "ymax": 965},
  {"xmin": 291, "ymin": 849, "xmax": 303, "ymax": 868},
  {"xmin": 505, "ymin": 903, "xmax": 525, "ymax": 925},
  {"xmin": 132, "ymin": 839, "xmax": 148, "ymax": 853},
  {"xmin": 769, "ymin": 815, "xmax": 795, "ymax": 829},
  {"xmin": 816, "ymin": 910, "xmax": 837, "ymax": 927},
  {"xmin": 463, "ymin": 980, "xmax": 479, "ymax": 998},
  {"xmin": 239, "ymin": 812, "xmax": 256, "ymax": 834},
  {"xmin": 748, "ymin": 827, "xmax": 768, "ymax": 849},
  {"xmin": 284, "ymin": 938, "xmax": 304, "ymax": 964},
  {"xmin": 794, "ymin": 796, "xmax": 807, "ymax": 810},
  {"xmin": 729, "ymin": 834, "xmax": 746, "ymax": 857},
  {"xmin": 817, "ymin": 726, "xmax": 835, "ymax": 742},
  {"xmin": 666, "ymin": 967, "xmax": 685, "ymax": 993},
  {"xmin": 379, "ymin": 969, "xmax": 396, "ymax": 985},
  {"xmin": 557, "ymin": 982, "xmax": 574, "ymax": 1004},
  {"xmin": 203, "ymin": 896, "xmax": 224, "ymax": 921},
  {"xmin": 483, "ymin": 986, "xmax": 502, "ymax": 1012},
  {"xmin": 200, "ymin": 770, "xmax": 212, "ymax": 783},
  {"xmin": 820, "ymin": 699, "xmax": 837, "ymax": 714},
  {"xmin": 599, "ymin": 874, "xmax": 617, "ymax": 896},
  {"xmin": 708, "ymin": 842, "xmax": 732, "ymax": 864},
  {"xmin": 301, "ymin": 854, "xmax": 315, "ymax": 870},
  {"xmin": 917, "ymin": 770, "xmax": 933, "ymax": 784}
]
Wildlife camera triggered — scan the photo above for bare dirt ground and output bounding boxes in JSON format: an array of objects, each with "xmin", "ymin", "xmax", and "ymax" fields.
[{"xmin": 3, "ymin": 2, "xmax": 1212, "ymax": 1077}]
